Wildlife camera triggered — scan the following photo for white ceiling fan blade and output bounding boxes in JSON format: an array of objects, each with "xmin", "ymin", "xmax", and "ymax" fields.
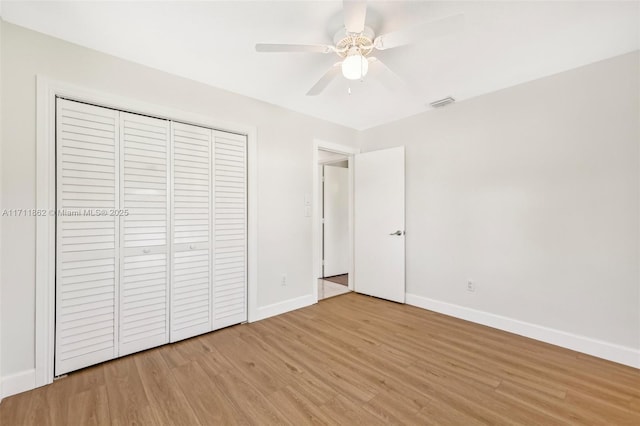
[
  {"xmin": 343, "ymin": 0, "xmax": 367, "ymax": 34},
  {"xmin": 374, "ymin": 13, "xmax": 464, "ymax": 50},
  {"xmin": 367, "ymin": 57, "xmax": 405, "ymax": 91},
  {"xmin": 307, "ymin": 63, "xmax": 342, "ymax": 96},
  {"xmin": 255, "ymin": 43, "xmax": 334, "ymax": 53}
]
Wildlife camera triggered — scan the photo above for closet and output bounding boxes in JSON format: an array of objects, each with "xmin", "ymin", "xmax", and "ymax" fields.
[{"xmin": 54, "ymin": 98, "xmax": 247, "ymax": 375}]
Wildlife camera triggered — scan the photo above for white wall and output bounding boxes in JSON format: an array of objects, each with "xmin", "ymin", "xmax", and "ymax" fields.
[
  {"xmin": 0, "ymin": 22, "xmax": 358, "ymax": 380},
  {"xmin": 0, "ymin": 16, "xmax": 4, "ymax": 402},
  {"xmin": 323, "ymin": 164, "xmax": 349, "ymax": 277},
  {"xmin": 360, "ymin": 52, "xmax": 640, "ymax": 359}
]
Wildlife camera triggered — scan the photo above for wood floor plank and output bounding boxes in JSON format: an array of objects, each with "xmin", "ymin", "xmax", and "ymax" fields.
[
  {"xmin": 32, "ymin": 377, "xmax": 74, "ymax": 425},
  {"xmin": 495, "ymin": 379, "xmax": 604, "ymax": 424},
  {"xmin": 0, "ymin": 386, "xmax": 34, "ymax": 425},
  {"xmin": 194, "ymin": 345, "xmax": 235, "ymax": 378},
  {"xmin": 213, "ymin": 368, "xmax": 292, "ymax": 425},
  {"xmin": 318, "ymin": 394, "xmax": 387, "ymax": 426},
  {"xmin": 66, "ymin": 385, "xmax": 110, "ymax": 426},
  {"xmin": 246, "ymin": 323, "xmax": 340, "ymax": 406},
  {"xmin": 1, "ymin": 293, "xmax": 639, "ymax": 425},
  {"xmin": 361, "ymin": 388, "xmax": 424, "ymax": 424},
  {"xmin": 564, "ymin": 389, "xmax": 640, "ymax": 424},
  {"xmin": 103, "ymin": 355, "xmax": 154, "ymax": 426},
  {"xmin": 172, "ymin": 360, "xmax": 244, "ymax": 425},
  {"xmin": 267, "ymin": 385, "xmax": 334, "ymax": 425},
  {"xmin": 416, "ymin": 400, "xmax": 489, "ymax": 426},
  {"xmin": 134, "ymin": 349, "xmax": 201, "ymax": 425},
  {"xmin": 258, "ymin": 316, "xmax": 380, "ymax": 402},
  {"xmin": 219, "ymin": 332, "xmax": 290, "ymax": 395}
]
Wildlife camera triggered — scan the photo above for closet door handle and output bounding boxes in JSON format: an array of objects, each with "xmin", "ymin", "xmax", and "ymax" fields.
[
  {"xmin": 143, "ymin": 248, "xmax": 151, "ymax": 254},
  {"xmin": 189, "ymin": 244, "xmax": 196, "ymax": 250}
]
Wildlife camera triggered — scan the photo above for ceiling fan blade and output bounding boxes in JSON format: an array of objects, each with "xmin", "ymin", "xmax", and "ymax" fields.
[
  {"xmin": 307, "ymin": 63, "xmax": 342, "ymax": 96},
  {"xmin": 374, "ymin": 13, "xmax": 464, "ymax": 50},
  {"xmin": 367, "ymin": 57, "xmax": 405, "ymax": 91},
  {"xmin": 343, "ymin": 0, "xmax": 367, "ymax": 34},
  {"xmin": 255, "ymin": 43, "xmax": 334, "ymax": 53}
]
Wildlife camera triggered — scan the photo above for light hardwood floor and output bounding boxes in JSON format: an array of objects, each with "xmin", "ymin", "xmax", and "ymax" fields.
[{"xmin": 1, "ymin": 293, "xmax": 639, "ymax": 425}]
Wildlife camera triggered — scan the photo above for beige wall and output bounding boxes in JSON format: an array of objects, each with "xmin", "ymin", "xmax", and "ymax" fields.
[
  {"xmin": 0, "ymin": 22, "xmax": 358, "ymax": 377},
  {"xmin": 360, "ymin": 52, "xmax": 640, "ymax": 351}
]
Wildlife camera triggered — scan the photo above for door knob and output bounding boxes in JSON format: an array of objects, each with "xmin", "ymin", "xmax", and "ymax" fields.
[{"xmin": 389, "ymin": 230, "xmax": 404, "ymax": 236}]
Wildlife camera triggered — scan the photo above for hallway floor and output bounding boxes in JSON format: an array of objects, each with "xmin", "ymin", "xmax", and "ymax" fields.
[{"xmin": 317, "ymin": 279, "xmax": 350, "ymax": 300}]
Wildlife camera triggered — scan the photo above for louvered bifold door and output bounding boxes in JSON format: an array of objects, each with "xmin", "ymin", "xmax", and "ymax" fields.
[
  {"xmin": 55, "ymin": 99, "xmax": 119, "ymax": 375},
  {"xmin": 212, "ymin": 131, "xmax": 248, "ymax": 330},
  {"xmin": 170, "ymin": 122, "xmax": 213, "ymax": 342},
  {"xmin": 119, "ymin": 112, "xmax": 170, "ymax": 356}
]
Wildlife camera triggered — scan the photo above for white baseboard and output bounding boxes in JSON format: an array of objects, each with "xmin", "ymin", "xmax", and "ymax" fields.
[
  {"xmin": 406, "ymin": 293, "xmax": 640, "ymax": 369},
  {"xmin": 1, "ymin": 369, "xmax": 36, "ymax": 399},
  {"xmin": 252, "ymin": 294, "xmax": 316, "ymax": 322}
]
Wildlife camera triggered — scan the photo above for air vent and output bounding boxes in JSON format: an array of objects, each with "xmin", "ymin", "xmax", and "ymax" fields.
[{"xmin": 429, "ymin": 97, "xmax": 456, "ymax": 108}]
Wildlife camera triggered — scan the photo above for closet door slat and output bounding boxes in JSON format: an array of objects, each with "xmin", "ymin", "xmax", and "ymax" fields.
[
  {"xmin": 213, "ymin": 131, "xmax": 247, "ymax": 330},
  {"xmin": 55, "ymin": 98, "xmax": 119, "ymax": 375},
  {"xmin": 119, "ymin": 112, "xmax": 170, "ymax": 356},
  {"xmin": 170, "ymin": 122, "xmax": 212, "ymax": 342}
]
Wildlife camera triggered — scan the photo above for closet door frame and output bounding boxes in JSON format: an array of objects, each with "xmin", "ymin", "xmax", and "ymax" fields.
[{"xmin": 35, "ymin": 76, "xmax": 257, "ymax": 388}]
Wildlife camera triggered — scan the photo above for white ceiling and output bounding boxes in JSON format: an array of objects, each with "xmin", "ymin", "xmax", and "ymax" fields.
[{"xmin": 2, "ymin": 1, "xmax": 638, "ymax": 130}]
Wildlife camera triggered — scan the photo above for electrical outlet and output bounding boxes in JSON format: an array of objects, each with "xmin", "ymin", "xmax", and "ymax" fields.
[
  {"xmin": 467, "ymin": 281, "xmax": 475, "ymax": 292},
  {"xmin": 281, "ymin": 273, "xmax": 287, "ymax": 286}
]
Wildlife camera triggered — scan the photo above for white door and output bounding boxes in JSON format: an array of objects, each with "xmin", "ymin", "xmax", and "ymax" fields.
[
  {"xmin": 119, "ymin": 112, "xmax": 170, "ymax": 356},
  {"xmin": 354, "ymin": 146, "xmax": 405, "ymax": 303},
  {"xmin": 55, "ymin": 99, "xmax": 120, "ymax": 375},
  {"xmin": 212, "ymin": 131, "xmax": 248, "ymax": 330},
  {"xmin": 170, "ymin": 122, "xmax": 213, "ymax": 342},
  {"xmin": 323, "ymin": 164, "xmax": 349, "ymax": 277}
]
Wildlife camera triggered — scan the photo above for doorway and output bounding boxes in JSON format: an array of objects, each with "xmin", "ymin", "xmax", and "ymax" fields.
[
  {"xmin": 318, "ymin": 152, "xmax": 351, "ymax": 300},
  {"xmin": 311, "ymin": 141, "xmax": 406, "ymax": 305},
  {"xmin": 312, "ymin": 141, "xmax": 358, "ymax": 302}
]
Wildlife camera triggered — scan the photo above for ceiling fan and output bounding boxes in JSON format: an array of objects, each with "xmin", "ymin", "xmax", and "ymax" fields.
[{"xmin": 255, "ymin": 0, "xmax": 463, "ymax": 96}]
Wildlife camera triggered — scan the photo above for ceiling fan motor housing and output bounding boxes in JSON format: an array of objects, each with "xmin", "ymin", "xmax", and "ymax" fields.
[{"xmin": 333, "ymin": 26, "xmax": 375, "ymax": 58}]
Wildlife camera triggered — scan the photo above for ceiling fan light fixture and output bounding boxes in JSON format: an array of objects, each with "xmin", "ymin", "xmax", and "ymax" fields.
[{"xmin": 341, "ymin": 53, "xmax": 368, "ymax": 80}]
